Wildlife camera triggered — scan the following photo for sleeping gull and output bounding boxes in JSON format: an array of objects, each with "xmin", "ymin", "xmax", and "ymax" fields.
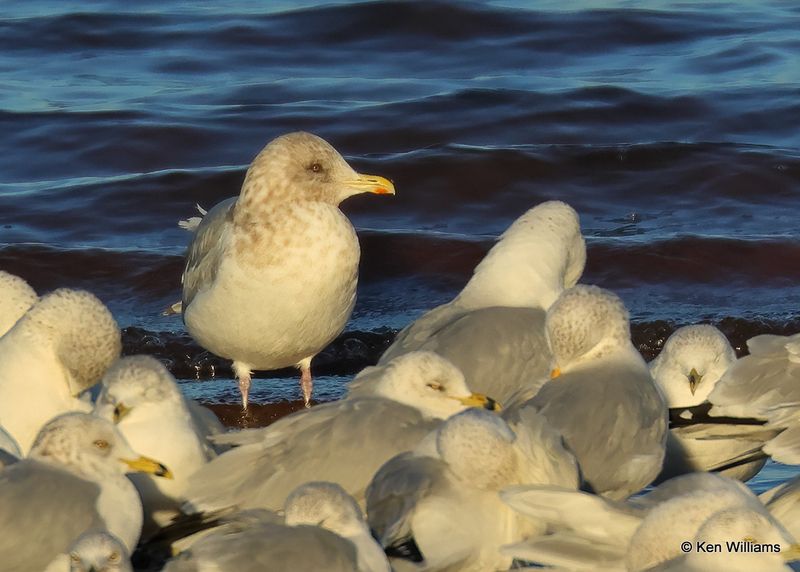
[
  {"xmin": 0, "ymin": 288, "xmax": 121, "ymax": 453},
  {"xmin": 93, "ymin": 356, "xmax": 223, "ymax": 535},
  {"xmin": 66, "ymin": 531, "xmax": 132, "ymax": 572},
  {"xmin": 501, "ymin": 472, "xmax": 795, "ymax": 571},
  {"xmin": 164, "ymin": 482, "xmax": 389, "ymax": 572},
  {"xmin": 0, "ymin": 412, "xmax": 172, "ymax": 571},
  {"xmin": 366, "ymin": 408, "xmax": 579, "ymax": 571},
  {"xmin": 650, "ymin": 324, "xmax": 774, "ymax": 483},
  {"xmin": 180, "ymin": 131, "xmax": 394, "ymax": 409},
  {"xmin": 708, "ymin": 332, "xmax": 800, "ymax": 464},
  {"xmin": 374, "ymin": 201, "xmax": 585, "ymax": 403},
  {"xmin": 184, "ymin": 351, "xmax": 499, "ymax": 513},
  {"xmin": 504, "ymin": 285, "xmax": 668, "ymax": 500},
  {"xmin": 0, "ymin": 270, "xmax": 37, "ymax": 337}
]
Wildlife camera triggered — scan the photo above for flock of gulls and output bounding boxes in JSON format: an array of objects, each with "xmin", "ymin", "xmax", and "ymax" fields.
[{"xmin": 1, "ymin": 131, "xmax": 800, "ymax": 571}]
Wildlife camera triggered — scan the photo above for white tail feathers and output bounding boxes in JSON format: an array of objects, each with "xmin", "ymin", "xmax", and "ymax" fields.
[{"xmin": 178, "ymin": 204, "xmax": 208, "ymax": 231}]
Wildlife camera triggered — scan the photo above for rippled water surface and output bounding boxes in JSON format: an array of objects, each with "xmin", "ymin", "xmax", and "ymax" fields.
[{"xmin": 1, "ymin": 0, "xmax": 799, "ymax": 482}]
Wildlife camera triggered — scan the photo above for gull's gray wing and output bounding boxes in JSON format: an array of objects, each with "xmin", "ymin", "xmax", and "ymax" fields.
[
  {"xmin": 507, "ymin": 360, "xmax": 667, "ymax": 500},
  {"xmin": 376, "ymin": 306, "xmax": 550, "ymax": 403},
  {"xmin": 366, "ymin": 452, "xmax": 449, "ymax": 552},
  {"xmin": 186, "ymin": 400, "xmax": 228, "ymax": 456},
  {"xmin": 185, "ymin": 398, "xmax": 441, "ymax": 513},
  {"xmin": 163, "ymin": 522, "xmax": 358, "ymax": 572},
  {"xmin": 708, "ymin": 335, "xmax": 800, "ymax": 421},
  {"xmin": 181, "ymin": 197, "xmax": 237, "ymax": 309},
  {"xmin": 0, "ymin": 460, "xmax": 103, "ymax": 571}
]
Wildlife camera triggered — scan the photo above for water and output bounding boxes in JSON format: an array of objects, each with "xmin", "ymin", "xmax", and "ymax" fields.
[{"xmin": 1, "ymin": 1, "xmax": 798, "ymax": 485}]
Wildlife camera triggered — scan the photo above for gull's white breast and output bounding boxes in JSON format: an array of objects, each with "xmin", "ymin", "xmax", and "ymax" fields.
[{"xmin": 185, "ymin": 201, "xmax": 359, "ymax": 369}]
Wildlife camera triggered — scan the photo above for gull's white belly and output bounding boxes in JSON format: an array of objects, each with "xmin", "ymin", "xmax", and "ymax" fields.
[{"xmin": 184, "ymin": 204, "xmax": 359, "ymax": 369}]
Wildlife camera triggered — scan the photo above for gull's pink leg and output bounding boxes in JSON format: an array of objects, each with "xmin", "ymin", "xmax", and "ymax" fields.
[
  {"xmin": 299, "ymin": 358, "xmax": 313, "ymax": 408},
  {"xmin": 232, "ymin": 361, "xmax": 252, "ymax": 410}
]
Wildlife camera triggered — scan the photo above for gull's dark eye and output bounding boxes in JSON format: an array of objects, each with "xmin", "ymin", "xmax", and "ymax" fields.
[
  {"xmin": 307, "ymin": 162, "xmax": 324, "ymax": 173},
  {"xmin": 426, "ymin": 382, "xmax": 444, "ymax": 392}
]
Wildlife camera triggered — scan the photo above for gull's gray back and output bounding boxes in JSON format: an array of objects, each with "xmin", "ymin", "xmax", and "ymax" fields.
[
  {"xmin": 508, "ymin": 359, "xmax": 667, "ymax": 500},
  {"xmin": 380, "ymin": 306, "xmax": 551, "ymax": 403},
  {"xmin": 163, "ymin": 522, "xmax": 359, "ymax": 572},
  {"xmin": 0, "ymin": 460, "xmax": 104, "ymax": 571}
]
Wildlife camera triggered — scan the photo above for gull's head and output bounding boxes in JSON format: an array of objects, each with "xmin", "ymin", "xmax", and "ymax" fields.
[
  {"xmin": 0, "ymin": 270, "xmax": 37, "ymax": 337},
  {"xmin": 649, "ymin": 324, "xmax": 736, "ymax": 407},
  {"xmin": 238, "ymin": 131, "xmax": 394, "ymax": 209},
  {"xmin": 372, "ymin": 351, "xmax": 501, "ymax": 419},
  {"xmin": 69, "ymin": 531, "xmax": 132, "ymax": 572},
  {"xmin": 546, "ymin": 285, "xmax": 631, "ymax": 375},
  {"xmin": 284, "ymin": 481, "xmax": 367, "ymax": 538},
  {"xmin": 95, "ymin": 355, "xmax": 184, "ymax": 424},
  {"xmin": 436, "ymin": 408, "xmax": 519, "ymax": 490},
  {"xmin": 17, "ymin": 289, "xmax": 121, "ymax": 396},
  {"xmin": 461, "ymin": 200, "xmax": 585, "ymax": 310},
  {"xmin": 689, "ymin": 508, "xmax": 800, "ymax": 570},
  {"xmin": 29, "ymin": 412, "xmax": 172, "ymax": 481}
]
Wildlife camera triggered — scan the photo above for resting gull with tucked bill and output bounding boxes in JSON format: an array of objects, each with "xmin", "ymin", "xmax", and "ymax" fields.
[
  {"xmin": 504, "ymin": 285, "xmax": 668, "ymax": 501},
  {"xmin": 0, "ymin": 288, "xmax": 121, "ymax": 453},
  {"xmin": 367, "ymin": 200, "xmax": 586, "ymax": 404},
  {"xmin": 180, "ymin": 131, "xmax": 394, "ymax": 409}
]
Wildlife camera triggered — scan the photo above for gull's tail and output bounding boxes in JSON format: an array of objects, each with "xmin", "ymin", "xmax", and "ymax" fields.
[{"xmin": 178, "ymin": 204, "xmax": 208, "ymax": 232}]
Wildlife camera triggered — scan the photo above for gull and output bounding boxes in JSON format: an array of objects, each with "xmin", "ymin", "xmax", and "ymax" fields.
[
  {"xmin": 708, "ymin": 332, "xmax": 800, "ymax": 464},
  {"xmin": 504, "ymin": 285, "xmax": 668, "ymax": 500},
  {"xmin": 180, "ymin": 131, "xmax": 394, "ymax": 408},
  {"xmin": 366, "ymin": 408, "xmax": 579, "ymax": 572},
  {"xmin": 0, "ymin": 412, "xmax": 172, "ymax": 571},
  {"xmin": 164, "ymin": 482, "xmax": 389, "ymax": 572},
  {"xmin": 373, "ymin": 201, "xmax": 585, "ymax": 403},
  {"xmin": 184, "ymin": 351, "xmax": 499, "ymax": 513},
  {"xmin": 501, "ymin": 472, "xmax": 797, "ymax": 571},
  {"xmin": 66, "ymin": 531, "xmax": 132, "ymax": 572},
  {"xmin": 93, "ymin": 355, "xmax": 224, "ymax": 535},
  {"xmin": 0, "ymin": 288, "xmax": 121, "ymax": 453},
  {"xmin": 649, "ymin": 324, "xmax": 775, "ymax": 483},
  {"xmin": 0, "ymin": 270, "xmax": 37, "ymax": 337}
]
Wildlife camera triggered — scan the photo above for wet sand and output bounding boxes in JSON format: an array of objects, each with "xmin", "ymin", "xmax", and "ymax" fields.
[{"xmin": 202, "ymin": 400, "xmax": 322, "ymax": 429}]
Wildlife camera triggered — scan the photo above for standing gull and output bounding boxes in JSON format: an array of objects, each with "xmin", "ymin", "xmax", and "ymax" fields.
[
  {"xmin": 0, "ymin": 270, "xmax": 37, "ymax": 337},
  {"xmin": 181, "ymin": 132, "xmax": 394, "ymax": 409},
  {"xmin": 0, "ymin": 288, "xmax": 121, "ymax": 453},
  {"xmin": 649, "ymin": 325, "xmax": 775, "ymax": 483},
  {"xmin": 373, "ymin": 201, "xmax": 585, "ymax": 403},
  {"xmin": 504, "ymin": 285, "xmax": 668, "ymax": 500}
]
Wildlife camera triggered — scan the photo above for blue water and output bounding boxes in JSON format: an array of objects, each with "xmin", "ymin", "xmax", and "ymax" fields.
[{"xmin": 1, "ymin": 0, "xmax": 798, "ymax": 493}]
